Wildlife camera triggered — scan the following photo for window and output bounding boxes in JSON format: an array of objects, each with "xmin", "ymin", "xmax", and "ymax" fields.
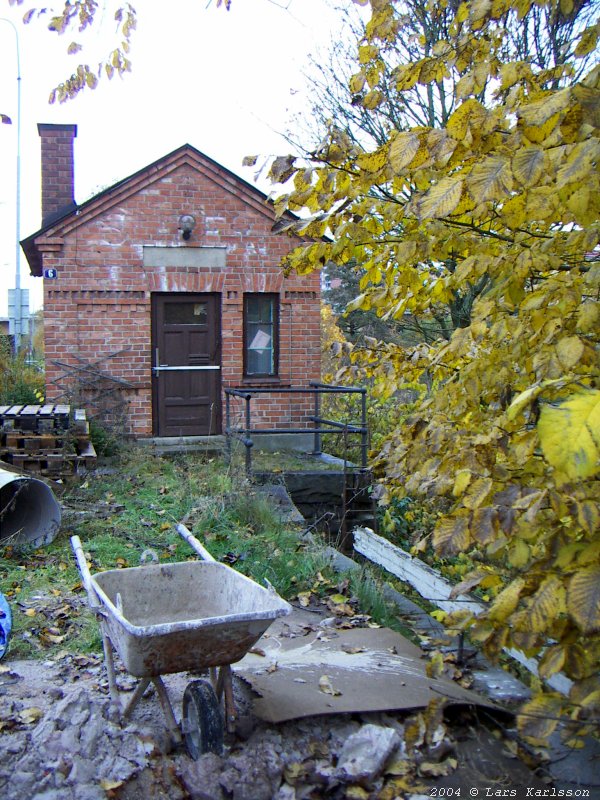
[{"xmin": 244, "ymin": 294, "xmax": 278, "ymax": 377}]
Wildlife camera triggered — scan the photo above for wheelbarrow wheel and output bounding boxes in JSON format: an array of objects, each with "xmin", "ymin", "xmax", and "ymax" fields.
[{"xmin": 182, "ymin": 680, "xmax": 224, "ymax": 759}]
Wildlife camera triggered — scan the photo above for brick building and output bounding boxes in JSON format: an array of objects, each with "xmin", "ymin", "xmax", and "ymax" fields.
[{"xmin": 21, "ymin": 124, "xmax": 321, "ymax": 439}]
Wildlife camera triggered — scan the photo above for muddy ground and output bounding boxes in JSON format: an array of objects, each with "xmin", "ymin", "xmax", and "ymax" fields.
[{"xmin": 0, "ymin": 606, "xmax": 564, "ymax": 800}]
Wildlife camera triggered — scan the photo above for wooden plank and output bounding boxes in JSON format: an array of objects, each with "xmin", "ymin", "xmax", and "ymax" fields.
[
  {"xmin": 353, "ymin": 527, "xmax": 572, "ymax": 696},
  {"xmin": 38, "ymin": 405, "xmax": 56, "ymax": 416},
  {"xmin": 0, "ymin": 406, "xmax": 11, "ymax": 416},
  {"xmin": 6, "ymin": 405, "xmax": 24, "ymax": 416},
  {"xmin": 20, "ymin": 405, "xmax": 42, "ymax": 415}
]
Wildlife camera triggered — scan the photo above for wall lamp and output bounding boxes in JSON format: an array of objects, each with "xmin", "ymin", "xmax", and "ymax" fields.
[{"xmin": 178, "ymin": 214, "xmax": 196, "ymax": 240}]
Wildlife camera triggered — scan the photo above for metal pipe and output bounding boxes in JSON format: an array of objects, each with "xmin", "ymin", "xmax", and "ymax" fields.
[
  {"xmin": 0, "ymin": 468, "xmax": 61, "ymax": 547},
  {"xmin": 313, "ymin": 389, "xmax": 321, "ymax": 456},
  {"xmin": 361, "ymin": 389, "xmax": 368, "ymax": 468},
  {"xmin": 244, "ymin": 394, "xmax": 253, "ymax": 476},
  {"xmin": 227, "ymin": 426, "xmax": 365, "ymax": 436},
  {"xmin": 0, "ymin": 17, "xmax": 23, "ymax": 351}
]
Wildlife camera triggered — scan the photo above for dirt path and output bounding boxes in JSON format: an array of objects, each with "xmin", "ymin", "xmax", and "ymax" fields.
[{"xmin": 0, "ymin": 613, "xmax": 555, "ymax": 800}]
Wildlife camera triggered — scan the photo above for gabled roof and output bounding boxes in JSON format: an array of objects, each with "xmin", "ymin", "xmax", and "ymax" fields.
[{"xmin": 21, "ymin": 143, "xmax": 288, "ymax": 277}]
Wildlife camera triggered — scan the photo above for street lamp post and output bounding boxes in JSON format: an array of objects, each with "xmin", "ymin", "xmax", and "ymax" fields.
[{"xmin": 1, "ymin": 16, "xmax": 25, "ymax": 353}]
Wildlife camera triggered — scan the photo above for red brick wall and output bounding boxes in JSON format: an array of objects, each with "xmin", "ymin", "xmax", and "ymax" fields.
[
  {"xmin": 37, "ymin": 153, "xmax": 321, "ymax": 438},
  {"xmin": 38, "ymin": 124, "xmax": 77, "ymax": 226}
]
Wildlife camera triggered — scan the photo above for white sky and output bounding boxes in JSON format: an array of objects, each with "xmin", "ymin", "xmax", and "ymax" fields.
[{"xmin": 0, "ymin": 0, "xmax": 357, "ymax": 317}]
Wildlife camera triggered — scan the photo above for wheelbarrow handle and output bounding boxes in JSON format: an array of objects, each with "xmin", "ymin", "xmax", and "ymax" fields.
[
  {"xmin": 176, "ymin": 523, "xmax": 216, "ymax": 562},
  {"xmin": 70, "ymin": 535, "xmax": 101, "ymax": 609}
]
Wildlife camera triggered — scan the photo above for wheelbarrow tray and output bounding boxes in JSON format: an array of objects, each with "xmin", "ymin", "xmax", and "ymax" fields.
[{"xmin": 90, "ymin": 560, "xmax": 291, "ymax": 678}]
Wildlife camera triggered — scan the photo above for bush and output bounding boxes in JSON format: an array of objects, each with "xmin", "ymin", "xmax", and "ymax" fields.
[{"xmin": 0, "ymin": 353, "xmax": 44, "ymax": 405}]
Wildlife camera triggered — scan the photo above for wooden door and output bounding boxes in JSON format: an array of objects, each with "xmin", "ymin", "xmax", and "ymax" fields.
[{"xmin": 151, "ymin": 294, "xmax": 221, "ymax": 436}]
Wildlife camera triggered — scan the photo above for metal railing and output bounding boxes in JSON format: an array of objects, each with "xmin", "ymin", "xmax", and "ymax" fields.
[{"xmin": 224, "ymin": 382, "xmax": 368, "ymax": 475}]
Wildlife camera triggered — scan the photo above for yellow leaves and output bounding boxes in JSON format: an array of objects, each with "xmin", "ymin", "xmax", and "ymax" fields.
[
  {"xmin": 389, "ymin": 132, "xmax": 420, "ymax": 173},
  {"xmin": 568, "ymin": 566, "xmax": 600, "ymax": 634},
  {"xmin": 511, "ymin": 147, "xmax": 546, "ymax": 188},
  {"xmin": 268, "ymin": 155, "xmax": 296, "ymax": 184},
  {"xmin": 432, "ymin": 512, "xmax": 471, "ymax": 555},
  {"xmin": 576, "ymin": 501, "xmax": 600, "ymax": 537},
  {"xmin": 18, "ymin": 707, "xmax": 44, "ymax": 725},
  {"xmin": 462, "ymin": 477, "xmax": 493, "ymax": 510},
  {"xmin": 574, "ymin": 21, "xmax": 600, "ymax": 58},
  {"xmin": 538, "ymin": 645, "xmax": 566, "ymax": 681},
  {"xmin": 555, "ymin": 335, "xmax": 585, "ymax": 371},
  {"xmin": 518, "ymin": 88, "xmax": 571, "ymax": 130},
  {"xmin": 576, "ymin": 301, "xmax": 600, "ymax": 334},
  {"xmin": 488, "ymin": 577, "xmax": 525, "ymax": 622},
  {"xmin": 523, "ymin": 576, "xmax": 566, "ymax": 634},
  {"xmin": 452, "ymin": 469, "xmax": 472, "ymax": 497},
  {"xmin": 517, "ymin": 693, "xmax": 562, "ymax": 743},
  {"xmin": 467, "ymin": 156, "xmax": 513, "ymax": 202},
  {"xmin": 394, "ymin": 63, "xmax": 419, "ymax": 92},
  {"xmin": 356, "ymin": 148, "xmax": 388, "ymax": 173},
  {"xmin": 349, "ymin": 71, "xmax": 366, "ymax": 95},
  {"xmin": 416, "ymin": 177, "xmax": 463, "ymax": 219},
  {"xmin": 538, "ymin": 390, "xmax": 600, "ymax": 482},
  {"xmin": 99, "ymin": 779, "xmax": 125, "ymax": 791},
  {"xmin": 446, "ymin": 98, "xmax": 487, "ymax": 141},
  {"xmin": 508, "ymin": 539, "xmax": 531, "ymax": 569},
  {"xmin": 358, "ymin": 44, "xmax": 379, "ymax": 64},
  {"xmin": 556, "ymin": 139, "xmax": 600, "ymax": 190}
]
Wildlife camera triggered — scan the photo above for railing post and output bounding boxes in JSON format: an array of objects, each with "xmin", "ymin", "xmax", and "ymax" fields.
[
  {"xmin": 361, "ymin": 389, "xmax": 368, "ymax": 468},
  {"xmin": 313, "ymin": 388, "xmax": 322, "ymax": 456},
  {"xmin": 244, "ymin": 393, "xmax": 253, "ymax": 477},
  {"xmin": 225, "ymin": 391, "xmax": 231, "ymax": 465}
]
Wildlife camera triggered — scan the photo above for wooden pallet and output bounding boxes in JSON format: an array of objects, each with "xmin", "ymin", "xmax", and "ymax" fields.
[{"xmin": 0, "ymin": 404, "xmax": 96, "ymax": 478}]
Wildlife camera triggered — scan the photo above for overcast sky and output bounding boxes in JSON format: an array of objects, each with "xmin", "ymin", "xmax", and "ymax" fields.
[{"xmin": 0, "ymin": 0, "xmax": 357, "ymax": 316}]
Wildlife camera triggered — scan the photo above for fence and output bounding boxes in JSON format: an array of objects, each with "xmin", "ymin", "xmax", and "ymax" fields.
[{"xmin": 224, "ymin": 382, "xmax": 368, "ymax": 474}]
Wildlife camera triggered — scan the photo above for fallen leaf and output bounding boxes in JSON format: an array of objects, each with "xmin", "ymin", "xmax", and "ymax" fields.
[
  {"xmin": 249, "ymin": 647, "xmax": 266, "ymax": 657},
  {"xmin": 266, "ymin": 663, "xmax": 278, "ymax": 674},
  {"xmin": 283, "ymin": 762, "xmax": 308, "ymax": 784},
  {"xmin": 24, "ymin": 608, "xmax": 36, "ymax": 617},
  {"xmin": 297, "ymin": 591, "xmax": 312, "ymax": 608},
  {"xmin": 418, "ymin": 757, "xmax": 458, "ymax": 777},
  {"xmin": 327, "ymin": 600, "xmax": 355, "ymax": 616},
  {"xmin": 341, "ymin": 643, "xmax": 366, "ymax": 655},
  {"xmin": 309, "ymin": 740, "xmax": 330, "ymax": 758},
  {"xmin": 345, "ymin": 786, "xmax": 370, "ymax": 799},
  {"xmin": 318, "ymin": 674, "xmax": 343, "ymax": 696},
  {"xmin": 19, "ymin": 707, "xmax": 43, "ymax": 724},
  {"xmin": 385, "ymin": 758, "xmax": 413, "ymax": 776},
  {"xmin": 100, "ymin": 778, "xmax": 124, "ymax": 791}
]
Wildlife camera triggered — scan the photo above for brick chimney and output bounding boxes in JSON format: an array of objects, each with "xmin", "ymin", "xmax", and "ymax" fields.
[{"xmin": 37, "ymin": 123, "xmax": 78, "ymax": 227}]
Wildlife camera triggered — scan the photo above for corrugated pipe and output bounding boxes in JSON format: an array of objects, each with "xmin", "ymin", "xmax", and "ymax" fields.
[{"xmin": 0, "ymin": 468, "xmax": 61, "ymax": 548}]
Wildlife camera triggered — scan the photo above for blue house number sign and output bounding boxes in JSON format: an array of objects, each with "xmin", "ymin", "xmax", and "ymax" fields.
[{"xmin": 43, "ymin": 268, "xmax": 58, "ymax": 279}]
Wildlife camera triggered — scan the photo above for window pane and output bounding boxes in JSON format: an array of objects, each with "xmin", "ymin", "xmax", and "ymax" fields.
[
  {"xmin": 244, "ymin": 294, "xmax": 277, "ymax": 376},
  {"xmin": 247, "ymin": 347, "xmax": 273, "ymax": 375},
  {"xmin": 165, "ymin": 303, "xmax": 207, "ymax": 325},
  {"xmin": 246, "ymin": 296, "xmax": 273, "ymax": 324}
]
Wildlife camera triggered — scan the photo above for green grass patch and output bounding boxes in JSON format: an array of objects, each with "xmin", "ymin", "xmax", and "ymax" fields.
[{"xmin": 1, "ymin": 447, "xmax": 423, "ymax": 660}]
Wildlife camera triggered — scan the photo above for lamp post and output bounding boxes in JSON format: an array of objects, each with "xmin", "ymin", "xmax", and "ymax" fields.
[{"xmin": 1, "ymin": 16, "xmax": 24, "ymax": 353}]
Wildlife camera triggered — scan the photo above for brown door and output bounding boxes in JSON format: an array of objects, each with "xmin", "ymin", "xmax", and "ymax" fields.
[{"xmin": 151, "ymin": 294, "xmax": 221, "ymax": 436}]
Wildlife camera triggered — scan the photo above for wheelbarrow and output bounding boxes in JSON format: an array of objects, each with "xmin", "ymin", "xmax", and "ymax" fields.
[{"xmin": 71, "ymin": 524, "xmax": 291, "ymax": 758}]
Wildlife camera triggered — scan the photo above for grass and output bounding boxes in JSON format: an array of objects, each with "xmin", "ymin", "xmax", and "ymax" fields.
[
  {"xmin": 230, "ymin": 447, "xmax": 347, "ymax": 474},
  {"xmin": 0, "ymin": 446, "xmax": 422, "ymax": 660}
]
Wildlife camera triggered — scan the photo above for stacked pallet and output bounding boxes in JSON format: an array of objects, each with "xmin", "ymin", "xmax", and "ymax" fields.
[{"xmin": 0, "ymin": 404, "xmax": 97, "ymax": 477}]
